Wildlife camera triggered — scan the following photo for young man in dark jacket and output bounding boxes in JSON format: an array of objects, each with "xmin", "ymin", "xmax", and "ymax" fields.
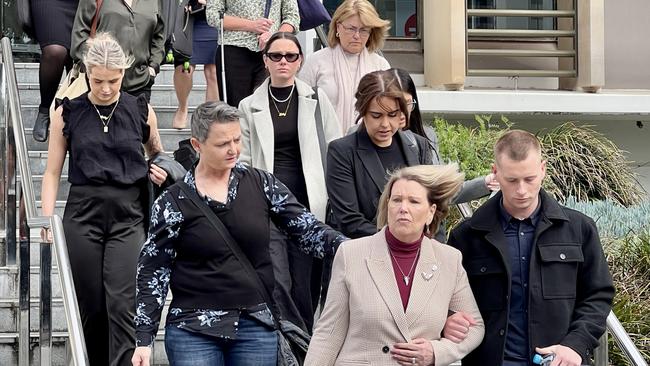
[{"xmin": 447, "ymin": 130, "xmax": 614, "ymax": 366}]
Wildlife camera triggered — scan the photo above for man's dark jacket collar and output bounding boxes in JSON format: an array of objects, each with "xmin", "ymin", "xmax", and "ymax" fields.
[{"xmin": 469, "ymin": 189, "xmax": 570, "ymax": 232}]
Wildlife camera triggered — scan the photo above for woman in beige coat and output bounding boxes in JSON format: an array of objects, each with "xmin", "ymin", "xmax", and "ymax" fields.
[
  {"xmin": 305, "ymin": 164, "xmax": 484, "ymax": 366},
  {"xmin": 239, "ymin": 32, "xmax": 342, "ymax": 332}
]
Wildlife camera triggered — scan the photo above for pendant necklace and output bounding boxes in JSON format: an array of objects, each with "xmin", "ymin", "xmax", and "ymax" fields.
[
  {"xmin": 91, "ymin": 98, "xmax": 120, "ymax": 133},
  {"xmin": 269, "ymin": 84, "xmax": 295, "ymax": 117},
  {"xmin": 388, "ymin": 247, "xmax": 421, "ymax": 286}
]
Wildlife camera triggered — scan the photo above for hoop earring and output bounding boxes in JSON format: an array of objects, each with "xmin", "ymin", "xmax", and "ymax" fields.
[{"xmin": 336, "ymin": 32, "xmax": 340, "ymax": 37}]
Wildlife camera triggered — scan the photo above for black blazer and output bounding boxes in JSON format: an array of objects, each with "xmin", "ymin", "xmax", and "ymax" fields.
[{"xmin": 326, "ymin": 128, "xmax": 433, "ymax": 239}]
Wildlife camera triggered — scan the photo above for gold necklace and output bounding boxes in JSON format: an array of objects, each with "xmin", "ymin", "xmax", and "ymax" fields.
[
  {"xmin": 269, "ymin": 84, "xmax": 294, "ymax": 117},
  {"xmin": 271, "ymin": 94, "xmax": 293, "ymax": 117},
  {"xmin": 91, "ymin": 99, "xmax": 120, "ymax": 133}
]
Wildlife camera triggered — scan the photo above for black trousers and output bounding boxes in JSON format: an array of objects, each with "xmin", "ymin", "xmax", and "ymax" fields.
[
  {"xmin": 63, "ymin": 184, "xmax": 145, "ymax": 366},
  {"xmin": 216, "ymin": 45, "xmax": 267, "ymax": 108}
]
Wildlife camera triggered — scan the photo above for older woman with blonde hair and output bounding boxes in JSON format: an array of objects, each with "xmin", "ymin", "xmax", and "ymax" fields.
[
  {"xmin": 300, "ymin": 0, "xmax": 391, "ymax": 131},
  {"xmin": 306, "ymin": 164, "xmax": 484, "ymax": 366}
]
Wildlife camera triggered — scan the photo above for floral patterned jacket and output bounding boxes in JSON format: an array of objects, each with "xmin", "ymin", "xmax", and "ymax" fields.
[{"xmin": 135, "ymin": 162, "xmax": 347, "ymax": 346}]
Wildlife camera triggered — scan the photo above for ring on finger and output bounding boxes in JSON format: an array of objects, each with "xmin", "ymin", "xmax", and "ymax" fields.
[{"xmin": 411, "ymin": 357, "xmax": 416, "ymax": 365}]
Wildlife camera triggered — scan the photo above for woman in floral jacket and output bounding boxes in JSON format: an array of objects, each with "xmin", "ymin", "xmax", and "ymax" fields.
[{"xmin": 131, "ymin": 101, "xmax": 346, "ymax": 366}]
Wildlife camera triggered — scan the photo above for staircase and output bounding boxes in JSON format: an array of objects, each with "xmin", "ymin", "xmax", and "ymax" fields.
[{"xmin": 0, "ymin": 63, "xmax": 207, "ymax": 365}]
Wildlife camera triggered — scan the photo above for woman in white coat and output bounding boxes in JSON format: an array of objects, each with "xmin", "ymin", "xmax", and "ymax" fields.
[{"xmin": 239, "ymin": 32, "xmax": 342, "ymax": 332}]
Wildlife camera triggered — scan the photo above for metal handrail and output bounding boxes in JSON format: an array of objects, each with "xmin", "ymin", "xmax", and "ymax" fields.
[
  {"xmin": 455, "ymin": 202, "xmax": 648, "ymax": 366},
  {"xmin": 0, "ymin": 37, "xmax": 88, "ymax": 365},
  {"xmin": 607, "ymin": 312, "xmax": 649, "ymax": 365}
]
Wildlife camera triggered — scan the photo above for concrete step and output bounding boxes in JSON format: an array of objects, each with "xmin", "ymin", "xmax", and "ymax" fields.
[
  {"xmin": 17, "ymin": 83, "xmax": 209, "ymax": 109},
  {"xmin": 0, "ymin": 331, "xmax": 170, "ymax": 365},
  {"xmin": 24, "ymin": 175, "xmax": 70, "ymax": 201},
  {"xmin": 24, "ymin": 128, "xmax": 191, "ymax": 153},
  {"xmin": 21, "ymin": 104, "xmax": 200, "ymax": 131},
  {"xmin": 0, "ymin": 266, "xmax": 62, "ymax": 299},
  {"xmin": 0, "ymin": 298, "xmax": 67, "ymax": 333},
  {"xmin": 13, "ymin": 63, "xmax": 208, "ymax": 86}
]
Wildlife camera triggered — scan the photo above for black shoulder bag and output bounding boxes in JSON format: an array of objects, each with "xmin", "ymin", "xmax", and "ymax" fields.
[{"xmin": 177, "ymin": 182, "xmax": 307, "ymax": 365}]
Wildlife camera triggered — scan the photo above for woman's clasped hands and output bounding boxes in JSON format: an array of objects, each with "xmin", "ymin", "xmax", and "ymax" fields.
[{"xmin": 391, "ymin": 338, "xmax": 434, "ymax": 366}]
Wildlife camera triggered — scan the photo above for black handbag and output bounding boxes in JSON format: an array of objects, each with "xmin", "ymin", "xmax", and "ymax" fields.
[
  {"xmin": 161, "ymin": 0, "xmax": 194, "ymax": 64},
  {"xmin": 298, "ymin": 0, "xmax": 331, "ymax": 31}
]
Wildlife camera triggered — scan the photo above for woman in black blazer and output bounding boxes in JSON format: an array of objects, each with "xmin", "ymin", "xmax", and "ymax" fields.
[{"xmin": 326, "ymin": 70, "xmax": 432, "ymax": 239}]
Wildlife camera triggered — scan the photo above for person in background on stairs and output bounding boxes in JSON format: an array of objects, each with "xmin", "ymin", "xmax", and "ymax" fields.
[
  {"xmin": 30, "ymin": 0, "xmax": 80, "ymax": 142},
  {"xmin": 238, "ymin": 32, "xmax": 342, "ymax": 333},
  {"xmin": 131, "ymin": 101, "xmax": 346, "ymax": 366},
  {"xmin": 172, "ymin": 0, "xmax": 220, "ymax": 130},
  {"xmin": 300, "ymin": 0, "xmax": 391, "ymax": 132},
  {"xmin": 206, "ymin": 0, "xmax": 300, "ymax": 108},
  {"xmin": 71, "ymin": 0, "xmax": 165, "ymax": 103},
  {"xmin": 40, "ymin": 33, "xmax": 167, "ymax": 366}
]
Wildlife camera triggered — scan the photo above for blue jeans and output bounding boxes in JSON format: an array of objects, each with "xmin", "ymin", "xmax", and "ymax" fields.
[{"xmin": 164, "ymin": 316, "xmax": 278, "ymax": 366}]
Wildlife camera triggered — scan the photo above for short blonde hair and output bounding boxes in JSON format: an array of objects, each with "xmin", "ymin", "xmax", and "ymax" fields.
[
  {"xmin": 494, "ymin": 129, "xmax": 542, "ymax": 163},
  {"xmin": 376, "ymin": 164, "xmax": 464, "ymax": 237},
  {"xmin": 83, "ymin": 32, "xmax": 134, "ymax": 72},
  {"xmin": 328, "ymin": 0, "xmax": 391, "ymax": 53}
]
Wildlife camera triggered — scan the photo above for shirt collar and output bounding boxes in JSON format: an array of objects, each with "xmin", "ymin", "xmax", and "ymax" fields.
[{"xmin": 499, "ymin": 196, "xmax": 542, "ymax": 229}]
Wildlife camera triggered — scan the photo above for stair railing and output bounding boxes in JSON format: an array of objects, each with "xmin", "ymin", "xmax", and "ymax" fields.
[
  {"xmin": 0, "ymin": 36, "xmax": 88, "ymax": 366},
  {"xmin": 456, "ymin": 202, "xmax": 648, "ymax": 366}
]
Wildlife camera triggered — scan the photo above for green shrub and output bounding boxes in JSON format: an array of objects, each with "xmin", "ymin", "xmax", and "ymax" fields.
[
  {"xmin": 434, "ymin": 118, "xmax": 644, "ymax": 207},
  {"xmin": 434, "ymin": 115, "xmax": 508, "ymax": 180},
  {"xmin": 565, "ymin": 199, "xmax": 650, "ymax": 364},
  {"xmin": 563, "ymin": 197, "xmax": 650, "ymax": 239},
  {"xmin": 539, "ymin": 123, "xmax": 644, "ymax": 207},
  {"xmin": 601, "ymin": 231, "xmax": 650, "ymax": 364}
]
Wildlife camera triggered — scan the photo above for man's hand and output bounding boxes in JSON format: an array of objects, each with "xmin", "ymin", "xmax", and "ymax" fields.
[
  {"xmin": 535, "ymin": 345, "xmax": 582, "ymax": 366},
  {"xmin": 443, "ymin": 311, "xmax": 477, "ymax": 343}
]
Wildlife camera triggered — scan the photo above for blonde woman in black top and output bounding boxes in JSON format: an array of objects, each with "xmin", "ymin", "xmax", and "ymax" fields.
[{"xmin": 41, "ymin": 33, "xmax": 166, "ymax": 366}]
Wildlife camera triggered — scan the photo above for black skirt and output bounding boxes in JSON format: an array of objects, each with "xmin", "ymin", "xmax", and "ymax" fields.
[{"xmin": 30, "ymin": 0, "xmax": 79, "ymax": 48}]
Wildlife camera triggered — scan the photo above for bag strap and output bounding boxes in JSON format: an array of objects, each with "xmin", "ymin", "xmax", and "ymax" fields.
[
  {"xmin": 177, "ymin": 181, "xmax": 281, "ymax": 329},
  {"xmin": 263, "ymin": 0, "xmax": 272, "ymax": 18},
  {"xmin": 91, "ymin": 0, "xmax": 104, "ymax": 37},
  {"xmin": 312, "ymin": 87, "xmax": 327, "ymax": 174}
]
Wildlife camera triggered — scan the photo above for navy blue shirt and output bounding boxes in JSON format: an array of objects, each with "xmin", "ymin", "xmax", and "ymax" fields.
[{"xmin": 500, "ymin": 200, "xmax": 540, "ymax": 362}]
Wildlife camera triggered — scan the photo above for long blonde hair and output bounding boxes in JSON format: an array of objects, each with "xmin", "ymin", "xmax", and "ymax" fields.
[{"xmin": 376, "ymin": 164, "xmax": 464, "ymax": 237}]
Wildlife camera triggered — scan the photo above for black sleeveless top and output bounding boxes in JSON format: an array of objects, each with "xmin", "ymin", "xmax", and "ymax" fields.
[{"xmin": 62, "ymin": 92, "xmax": 150, "ymax": 186}]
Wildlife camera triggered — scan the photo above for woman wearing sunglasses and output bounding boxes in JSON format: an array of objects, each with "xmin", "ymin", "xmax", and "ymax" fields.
[
  {"xmin": 238, "ymin": 32, "xmax": 342, "ymax": 333},
  {"xmin": 301, "ymin": 0, "xmax": 391, "ymax": 132}
]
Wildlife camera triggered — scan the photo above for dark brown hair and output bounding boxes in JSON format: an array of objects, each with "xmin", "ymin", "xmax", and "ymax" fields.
[
  {"xmin": 262, "ymin": 32, "xmax": 303, "ymax": 56},
  {"xmin": 354, "ymin": 70, "xmax": 408, "ymax": 126}
]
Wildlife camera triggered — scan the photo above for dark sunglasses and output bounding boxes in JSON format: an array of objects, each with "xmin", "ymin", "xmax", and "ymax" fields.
[{"xmin": 265, "ymin": 52, "xmax": 300, "ymax": 63}]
